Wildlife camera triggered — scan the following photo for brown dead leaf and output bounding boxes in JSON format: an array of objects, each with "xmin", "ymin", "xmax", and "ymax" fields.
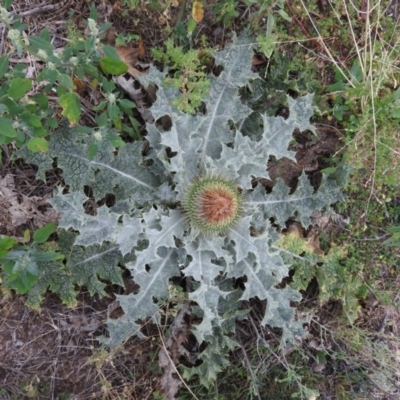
[
  {"xmin": 252, "ymin": 54, "xmax": 267, "ymax": 67},
  {"xmin": 307, "ymin": 230, "xmax": 324, "ymax": 255},
  {"xmin": 0, "ymin": 174, "xmax": 59, "ymax": 234},
  {"xmin": 73, "ymin": 77, "xmax": 86, "ymax": 95},
  {"xmin": 105, "ymin": 26, "xmax": 118, "ymax": 45},
  {"xmin": 310, "ymin": 211, "xmax": 331, "ymax": 229},
  {"xmin": 137, "ymin": 39, "xmax": 146, "ymax": 58},
  {"xmin": 116, "ymin": 45, "xmax": 148, "ymax": 78},
  {"xmin": 192, "ymin": 0, "xmax": 204, "ymax": 23},
  {"xmin": 97, "ymin": 0, "xmax": 113, "ymax": 23},
  {"xmin": 103, "ymin": 27, "xmax": 148, "ymax": 78},
  {"xmin": 158, "ymin": 349, "xmax": 182, "ymax": 400}
]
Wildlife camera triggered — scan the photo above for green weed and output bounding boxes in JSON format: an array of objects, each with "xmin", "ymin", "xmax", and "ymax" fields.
[
  {"xmin": 0, "ymin": 223, "xmax": 63, "ymax": 294},
  {"xmin": 152, "ymin": 38, "xmax": 212, "ymax": 114}
]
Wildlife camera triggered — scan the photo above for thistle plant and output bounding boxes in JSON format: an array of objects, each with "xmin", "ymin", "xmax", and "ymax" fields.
[{"xmin": 20, "ymin": 34, "xmax": 344, "ymax": 383}]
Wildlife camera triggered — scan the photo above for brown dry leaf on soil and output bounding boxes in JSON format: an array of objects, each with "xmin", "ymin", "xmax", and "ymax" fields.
[
  {"xmin": 158, "ymin": 303, "xmax": 193, "ymax": 400},
  {"xmin": 116, "ymin": 45, "xmax": 148, "ymax": 78},
  {"xmin": 192, "ymin": 0, "xmax": 205, "ymax": 23},
  {"xmin": 0, "ymin": 174, "xmax": 58, "ymax": 235},
  {"xmin": 104, "ymin": 27, "xmax": 149, "ymax": 78}
]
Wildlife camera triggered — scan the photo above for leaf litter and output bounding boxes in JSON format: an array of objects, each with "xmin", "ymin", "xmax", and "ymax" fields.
[{"xmin": 0, "ymin": 174, "xmax": 58, "ymax": 234}]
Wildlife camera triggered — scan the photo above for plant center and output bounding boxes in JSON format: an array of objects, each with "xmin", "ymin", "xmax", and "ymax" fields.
[
  {"xmin": 184, "ymin": 176, "xmax": 242, "ymax": 235},
  {"xmin": 200, "ymin": 188, "xmax": 238, "ymax": 224}
]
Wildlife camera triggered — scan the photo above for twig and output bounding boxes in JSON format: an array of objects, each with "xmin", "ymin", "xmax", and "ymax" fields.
[
  {"xmin": 156, "ymin": 323, "xmax": 199, "ymax": 400},
  {"xmin": 0, "ymin": 4, "xmax": 58, "ymax": 29},
  {"xmin": 8, "ymin": 3, "xmax": 57, "ymax": 18},
  {"xmin": 237, "ymin": 331, "xmax": 262, "ymax": 400}
]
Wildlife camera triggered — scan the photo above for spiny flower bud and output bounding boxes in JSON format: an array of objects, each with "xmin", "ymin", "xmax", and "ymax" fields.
[{"xmin": 184, "ymin": 176, "xmax": 242, "ymax": 235}]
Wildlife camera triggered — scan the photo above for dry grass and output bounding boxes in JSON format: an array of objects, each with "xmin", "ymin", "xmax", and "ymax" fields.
[
  {"xmin": 296, "ymin": 0, "xmax": 400, "ymax": 209},
  {"xmin": 0, "ymin": 292, "xmax": 164, "ymax": 399}
]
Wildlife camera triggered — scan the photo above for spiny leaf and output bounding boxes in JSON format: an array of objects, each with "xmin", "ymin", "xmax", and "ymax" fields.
[
  {"xmin": 49, "ymin": 125, "xmax": 161, "ymax": 200},
  {"xmin": 189, "ymin": 283, "xmax": 230, "ymax": 343},
  {"xmin": 102, "ymin": 247, "xmax": 181, "ymax": 347},
  {"xmin": 245, "ymin": 173, "xmax": 345, "ymax": 227},
  {"xmin": 26, "ymin": 230, "xmax": 123, "ymax": 307}
]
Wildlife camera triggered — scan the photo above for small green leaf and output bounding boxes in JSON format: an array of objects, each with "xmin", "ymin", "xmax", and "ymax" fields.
[
  {"xmin": 27, "ymin": 137, "xmax": 49, "ymax": 152},
  {"xmin": 102, "ymin": 45, "xmax": 121, "ymax": 60},
  {"xmin": 38, "ymin": 68, "xmax": 58, "ymax": 85},
  {"xmin": 391, "ymin": 108, "xmax": 400, "ymax": 119},
  {"xmin": 33, "ymin": 127, "xmax": 48, "ymax": 137},
  {"xmin": 11, "ymin": 270, "xmax": 39, "ymax": 294},
  {"xmin": 277, "ymin": 8, "xmax": 292, "ymax": 22},
  {"xmin": 8, "ymin": 78, "xmax": 32, "ymax": 99},
  {"xmin": 32, "ymin": 93, "xmax": 49, "ymax": 109},
  {"xmin": 93, "ymin": 101, "xmax": 107, "ymax": 111},
  {"xmin": 3, "ymin": 98, "xmax": 24, "ymax": 116},
  {"xmin": 99, "ymin": 57, "xmax": 128, "ymax": 75},
  {"xmin": 57, "ymin": 85, "xmax": 69, "ymax": 98},
  {"xmin": 27, "ymin": 261, "xmax": 39, "ymax": 275},
  {"xmin": 393, "ymin": 87, "xmax": 400, "ymax": 101},
  {"xmin": 28, "ymin": 35, "xmax": 54, "ymax": 53},
  {"xmin": 96, "ymin": 112, "xmax": 108, "ymax": 127},
  {"xmin": 0, "ymin": 117, "xmax": 17, "ymax": 138},
  {"xmin": 0, "ymin": 54, "xmax": 9, "ymax": 79},
  {"xmin": 187, "ymin": 17, "xmax": 197, "ymax": 33},
  {"xmin": 321, "ymin": 167, "xmax": 337, "ymax": 175},
  {"xmin": 84, "ymin": 64, "xmax": 99, "ymax": 78},
  {"xmin": 33, "ymin": 222, "xmax": 56, "ymax": 243},
  {"xmin": 89, "ymin": 3, "xmax": 98, "ymax": 20},
  {"xmin": 23, "ymin": 229, "xmax": 30, "ymax": 243},
  {"xmin": 105, "ymin": 133, "xmax": 125, "ymax": 148},
  {"xmin": 85, "ymin": 35, "xmax": 96, "ymax": 53},
  {"xmin": 39, "ymin": 27, "xmax": 51, "ymax": 42},
  {"xmin": 101, "ymin": 77, "xmax": 116, "ymax": 92},
  {"xmin": 3, "ymin": 0, "xmax": 13, "ymax": 8},
  {"xmin": 0, "ymin": 236, "xmax": 18, "ymax": 251},
  {"xmin": 119, "ymin": 99, "xmax": 136, "ymax": 109},
  {"xmin": 107, "ymin": 102, "xmax": 120, "ymax": 121},
  {"xmin": 58, "ymin": 73, "xmax": 76, "ymax": 90},
  {"xmin": 33, "ymin": 250, "xmax": 64, "ymax": 262},
  {"xmin": 58, "ymin": 92, "xmax": 81, "ymax": 124},
  {"xmin": 114, "ymin": 117, "xmax": 122, "ymax": 130},
  {"xmin": 128, "ymin": 116, "xmax": 141, "ymax": 140},
  {"xmin": 1, "ymin": 260, "xmax": 14, "ymax": 273},
  {"xmin": 25, "ymin": 103, "xmax": 38, "ymax": 114},
  {"xmin": 387, "ymin": 226, "xmax": 400, "ymax": 233},
  {"xmin": 20, "ymin": 111, "xmax": 42, "ymax": 128},
  {"xmin": 327, "ymin": 81, "xmax": 344, "ymax": 92},
  {"xmin": 46, "ymin": 118, "xmax": 59, "ymax": 128}
]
